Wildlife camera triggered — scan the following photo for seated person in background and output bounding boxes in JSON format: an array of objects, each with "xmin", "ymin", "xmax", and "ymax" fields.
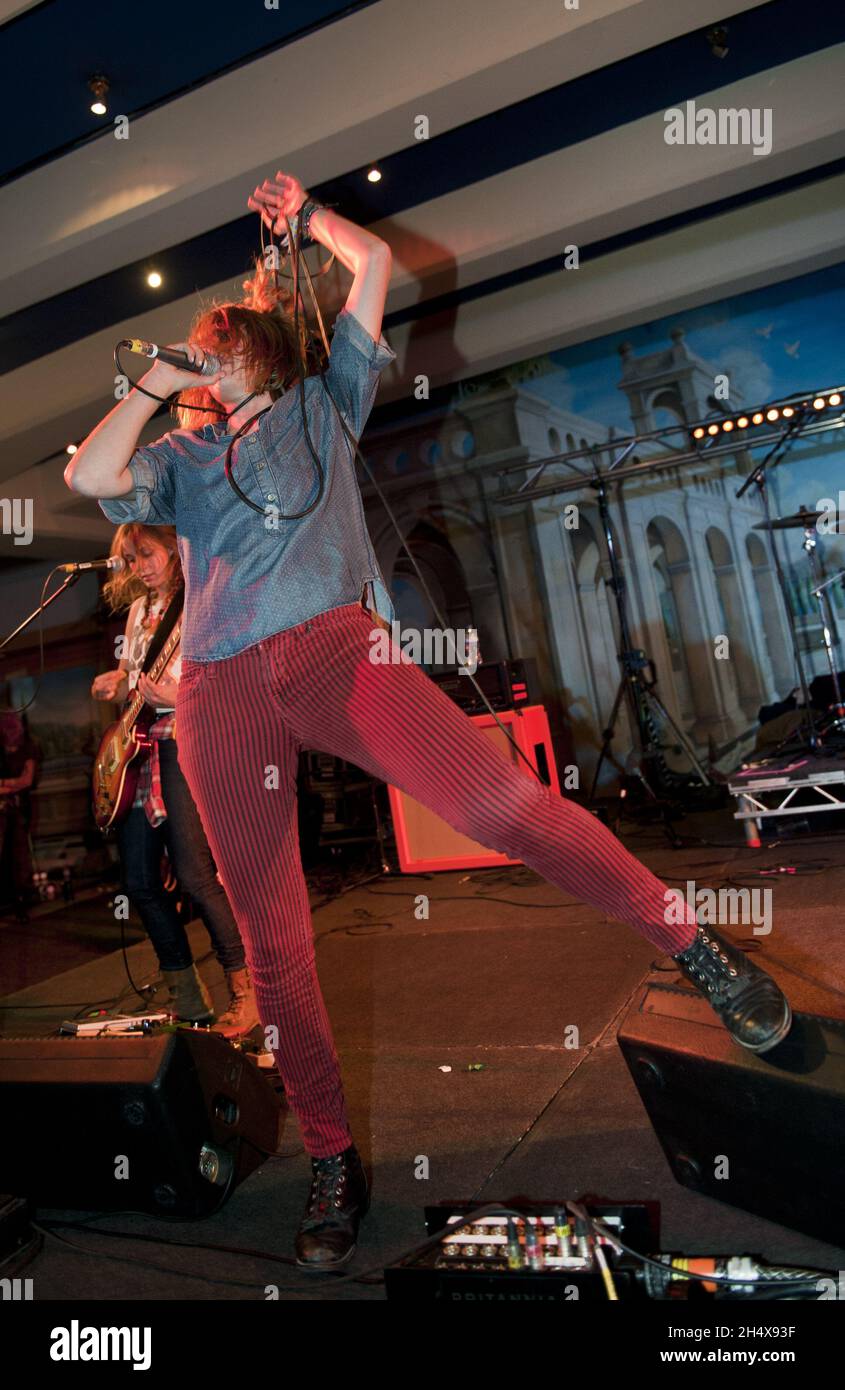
[{"xmin": 0, "ymin": 711, "xmax": 39, "ymax": 923}]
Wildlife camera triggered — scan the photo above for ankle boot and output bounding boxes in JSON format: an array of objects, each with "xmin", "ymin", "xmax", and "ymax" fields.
[
  {"xmin": 295, "ymin": 1143, "xmax": 370, "ymax": 1270},
  {"xmin": 161, "ymin": 963, "xmax": 215, "ymax": 1024},
  {"xmin": 212, "ymin": 967, "xmax": 259, "ymax": 1038},
  {"xmin": 673, "ymin": 925, "xmax": 792, "ymax": 1053}
]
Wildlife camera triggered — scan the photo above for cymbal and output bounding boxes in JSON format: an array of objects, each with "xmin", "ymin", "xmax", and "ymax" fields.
[{"xmin": 753, "ymin": 508, "xmax": 832, "ymax": 530}]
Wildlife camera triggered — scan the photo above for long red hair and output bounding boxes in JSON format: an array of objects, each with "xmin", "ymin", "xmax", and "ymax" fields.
[
  {"xmin": 102, "ymin": 524, "xmax": 182, "ymax": 614},
  {"xmin": 175, "ymin": 257, "xmax": 327, "ymax": 430}
]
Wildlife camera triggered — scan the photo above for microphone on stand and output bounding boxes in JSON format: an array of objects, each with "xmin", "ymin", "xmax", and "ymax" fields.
[
  {"xmin": 117, "ymin": 339, "xmax": 221, "ymax": 376},
  {"xmin": 58, "ymin": 557, "xmax": 125, "ymax": 573}
]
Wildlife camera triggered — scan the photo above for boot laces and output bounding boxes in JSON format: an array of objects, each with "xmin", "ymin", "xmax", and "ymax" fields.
[{"xmin": 307, "ymin": 1156, "xmax": 348, "ymax": 1220}]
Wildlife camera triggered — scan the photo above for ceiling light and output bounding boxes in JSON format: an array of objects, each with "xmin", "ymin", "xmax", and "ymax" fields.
[
  {"xmin": 705, "ymin": 25, "xmax": 729, "ymax": 59},
  {"xmin": 146, "ymin": 271, "xmax": 163, "ymax": 288},
  {"xmin": 88, "ymin": 75, "xmax": 109, "ymax": 116}
]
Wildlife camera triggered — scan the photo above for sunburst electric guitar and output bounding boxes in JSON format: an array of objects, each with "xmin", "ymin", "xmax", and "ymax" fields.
[{"xmin": 91, "ymin": 622, "xmax": 181, "ymax": 831}]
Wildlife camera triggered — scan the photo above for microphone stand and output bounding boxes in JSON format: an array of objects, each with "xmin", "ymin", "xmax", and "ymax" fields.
[
  {"xmin": 0, "ymin": 570, "xmax": 84, "ymax": 657},
  {"xmin": 808, "ymin": 566, "xmax": 845, "ymax": 732},
  {"xmin": 734, "ymin": 408, "xmax": 821, "ymax": 753},
  {"xmin": 586, "ymin": 458, "xmax": 711, "ymax": 847}
]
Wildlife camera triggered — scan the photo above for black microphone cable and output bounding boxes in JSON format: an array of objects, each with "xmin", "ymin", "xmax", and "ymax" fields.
[
  {"xmin": 217, "ymin": 204, "xmax": 329, "ymax": 521},
  {"xmin": 255, "ymin": 207, "xmax": 548, "ymax": 786},
  {"xmin": 112, "ymin": 348, "xmax": 298, "ymax": 517},
  {"xmin": 111, "ymin": 210, "xmax": 549, "ymax": 785},
  {"xmin": 113, "ymin": 343, "xmax": 226, "ymax": 414}
]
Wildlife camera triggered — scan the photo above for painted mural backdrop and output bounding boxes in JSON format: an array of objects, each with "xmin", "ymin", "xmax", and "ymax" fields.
[{"xmin": 518, "ymin": 258, "xmax": 845, "ymax": 633}]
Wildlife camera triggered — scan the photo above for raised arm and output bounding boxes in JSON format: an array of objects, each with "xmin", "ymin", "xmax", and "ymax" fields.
[
  {"xmin": 65, "ymin": 346, "xmax": 222, "ymax": 499},
  {"xmin": 248, "ymin": 173, "xmax": 392, "ymax": 344}
]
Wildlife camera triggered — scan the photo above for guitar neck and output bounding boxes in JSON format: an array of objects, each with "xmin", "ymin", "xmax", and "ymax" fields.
[{"xmin": 122, "ymin": 624, "xmax": 181, "ymax": 733}]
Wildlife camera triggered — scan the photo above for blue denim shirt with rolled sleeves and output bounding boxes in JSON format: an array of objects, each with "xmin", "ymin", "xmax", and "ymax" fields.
[{"xmin": 98, "ymin": 308, "xmax": 397, "ymax": 662}]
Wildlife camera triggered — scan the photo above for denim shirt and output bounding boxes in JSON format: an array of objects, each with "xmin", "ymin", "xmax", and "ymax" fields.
[{"xmin": 99, "ymin": 307, "xmax": 397, "ymax": 661}]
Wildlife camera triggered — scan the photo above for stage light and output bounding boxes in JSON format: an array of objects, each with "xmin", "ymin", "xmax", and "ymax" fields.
[
  {"xmin": 146, "ymin": 271, "xmax": 163, "ymax": 288},
  {"xmin": 690, "ymin": 390, "xmax": 841, "ymax": 448},
  {"xmin": 88, "ymin": 75, "xmax": 109, "ymax": 116},
  {"xmin": 366, "ymin": 168, "xmax": 382, "ymax": 183},
  {"xmin": 705, "ymin": 25, "xmax": 729, "ymax": 59},
  {"xmin": 66, "ymin": 443, "xmax": 78, "ymax": 455}
]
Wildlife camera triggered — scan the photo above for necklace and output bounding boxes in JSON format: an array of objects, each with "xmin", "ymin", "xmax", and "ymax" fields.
[{"xmin": 142, "ymin": 587, "xmax": 169, "ymax": 630}]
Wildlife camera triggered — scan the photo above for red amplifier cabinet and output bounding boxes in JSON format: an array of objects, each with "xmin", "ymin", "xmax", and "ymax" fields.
[{"xmin": 387, "ymin": 703, "xmax": 559, "ymax": 873}]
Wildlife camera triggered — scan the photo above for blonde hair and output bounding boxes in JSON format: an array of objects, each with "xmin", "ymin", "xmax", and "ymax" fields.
[
  {"xmin": 102, "ymin": 524, "xmax": 182, "ymax": 617},
  {"xmin": 174, "ymin": 257, "xmax": 327, "ymax": 430}
]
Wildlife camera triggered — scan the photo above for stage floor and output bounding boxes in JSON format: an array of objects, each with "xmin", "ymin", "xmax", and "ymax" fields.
[{"xmin": 1, "ymin": 808, "xmax": 843, "ymax": 1300}]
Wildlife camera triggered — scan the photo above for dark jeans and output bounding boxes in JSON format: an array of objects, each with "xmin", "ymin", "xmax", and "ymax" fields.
[
  {"xmin": 0, "ymin": 804, "xmax": 32, "ymax": 900},
  {"xmin": 115, "ymin": 737, "xmax": 245, "ymax": 973}
]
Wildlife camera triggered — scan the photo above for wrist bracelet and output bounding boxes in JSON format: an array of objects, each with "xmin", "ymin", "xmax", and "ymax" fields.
[
  {"xmin": 281, "ymin": 198, "xmax": 329, "ymax": 250},
  {"xmin": 300, "ymin": 199, "xmax": 325, "ymax": 241}
]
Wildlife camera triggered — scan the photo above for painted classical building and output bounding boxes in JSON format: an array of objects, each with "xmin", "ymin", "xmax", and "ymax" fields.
[{"xmin": 360, "ymin": 327, "xmax": 824, "ymax": 789}]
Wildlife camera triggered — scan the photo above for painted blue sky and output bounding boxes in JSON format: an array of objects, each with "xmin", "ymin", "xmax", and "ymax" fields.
[{"xmin": 518, "ymin": 259, "xmax": 845, "ymax": 522}]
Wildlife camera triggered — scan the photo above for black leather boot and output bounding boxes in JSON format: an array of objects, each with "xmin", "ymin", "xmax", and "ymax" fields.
[
  {"xmin": 673, "ymin": 924, "xmax": 792, "ymax": 1053},
  {"xmin": 294, "ymin": 1144, "xmax": 369, "ymax": 1270}
]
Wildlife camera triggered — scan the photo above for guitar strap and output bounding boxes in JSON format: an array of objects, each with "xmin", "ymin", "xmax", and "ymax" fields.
[{"xmin": 139, "ymin": 582, "xmax": 185, "ymax": 675}]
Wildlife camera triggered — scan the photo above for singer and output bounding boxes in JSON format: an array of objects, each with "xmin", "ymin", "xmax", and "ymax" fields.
[{"xmin": 65, "ymin": 170, "xmax": 792, "ymax": 1271}]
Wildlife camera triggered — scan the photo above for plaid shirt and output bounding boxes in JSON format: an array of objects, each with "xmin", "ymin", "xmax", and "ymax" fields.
[{"xmin": 133, "ymin": 713, "xmax": 176, "ymax": 827}]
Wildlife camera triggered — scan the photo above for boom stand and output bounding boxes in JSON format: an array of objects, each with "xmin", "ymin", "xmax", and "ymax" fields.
[
  {"xmin": 735, "ymin": 410, "xmax": 821, "ymax": 753},
  {"xmin": 808, "ymin": 563, "xmax": 845, "ymax": 734},
  {"xmin": 587, "ymin": 470, "xmax": 711, "ymax": 845}
]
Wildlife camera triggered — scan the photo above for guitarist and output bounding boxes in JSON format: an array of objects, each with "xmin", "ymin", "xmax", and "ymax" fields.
[{"xmin": 92, "ymin": 523, "xmax": 257, "ymax": 1037}]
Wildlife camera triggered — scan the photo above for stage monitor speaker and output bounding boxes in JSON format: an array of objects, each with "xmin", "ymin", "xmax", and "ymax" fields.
[
  {"xmin": 0, "ymin": 1030, "xmax": 282, "ymax": 1217},
  {"xmin": 617, "ymin": 977, "xmax": 845, "ymax": 1246},
  {"xmin": 387, "ymin": 703, "xmax": 559, "ymax": 873}
]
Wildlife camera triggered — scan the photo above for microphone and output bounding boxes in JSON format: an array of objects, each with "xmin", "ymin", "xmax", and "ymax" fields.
[
  {"xmin": 59, "ymin": 557, "xmax": 125, "ymax": 573},
  {"xmin": 118, "ymin": 339, "xmax": 221, "ymax": 376}
]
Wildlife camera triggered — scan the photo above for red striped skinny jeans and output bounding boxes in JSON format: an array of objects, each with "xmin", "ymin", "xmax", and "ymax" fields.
[{"xmin": 175, "ymin": 602, "xmax": 697, "ymax": 1157}]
